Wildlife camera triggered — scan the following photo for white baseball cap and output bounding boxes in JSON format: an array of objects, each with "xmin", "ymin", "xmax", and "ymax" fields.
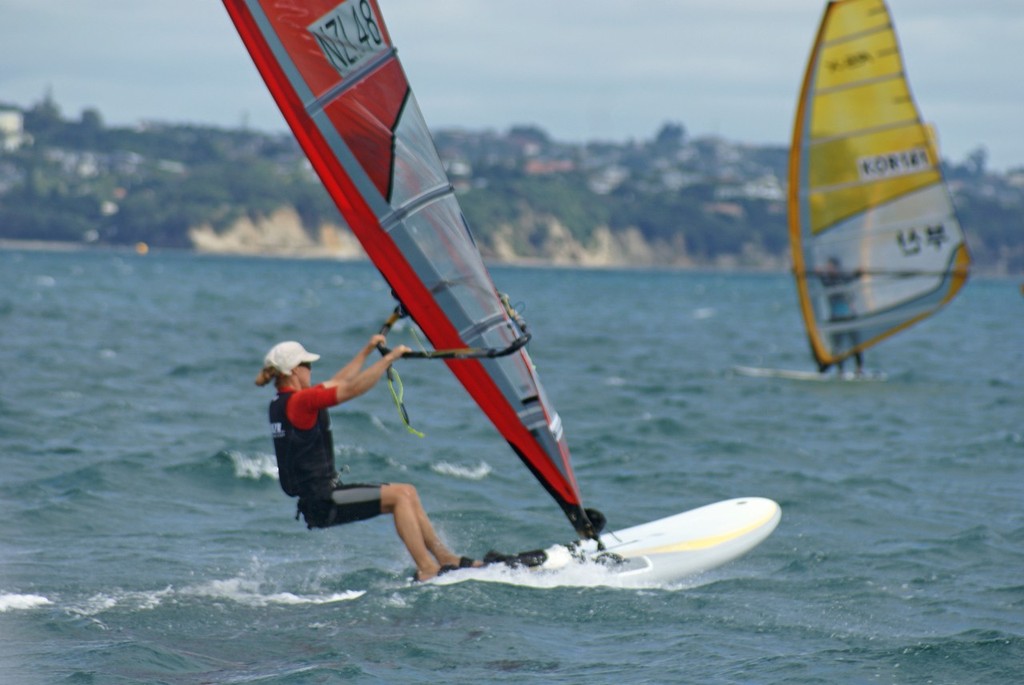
[{"xmin": 263, "ymin": 341, "xmax": 320, "ymax": 375}]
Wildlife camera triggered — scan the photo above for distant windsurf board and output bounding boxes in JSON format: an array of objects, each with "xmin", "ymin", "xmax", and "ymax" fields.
[{"xmin": 733, "ymin": 365, "xmax": 886, "ymax": 382}]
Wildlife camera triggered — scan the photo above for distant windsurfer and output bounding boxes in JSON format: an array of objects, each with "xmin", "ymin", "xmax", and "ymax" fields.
[
  {"xmin": 255, "ymin": 337, "xmax": 481, "ymax": 582},
  {"xmin": 817, "ymin": 257, "xmax": 864, "ymax": 375}
]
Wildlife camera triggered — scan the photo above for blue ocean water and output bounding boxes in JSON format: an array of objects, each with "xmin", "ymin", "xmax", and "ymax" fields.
[{"xmin": 1, "ymin": 248, "xmax": 1021, "ymax": 684}]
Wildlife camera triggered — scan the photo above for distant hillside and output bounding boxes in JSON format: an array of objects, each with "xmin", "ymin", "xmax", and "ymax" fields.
[{"xmin": 1, "ymin": 96, "xmax": 1021, "ymax": 273}]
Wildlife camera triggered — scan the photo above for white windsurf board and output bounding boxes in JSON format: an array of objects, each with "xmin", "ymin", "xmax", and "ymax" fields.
[{"xmin": 431, "ymin": 497, "xmax": 780, "ymax": 587}]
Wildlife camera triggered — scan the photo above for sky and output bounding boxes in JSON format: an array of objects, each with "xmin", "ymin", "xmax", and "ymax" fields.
[{"xmin": 2, "ymin": 0, "xmax": 1022, "ymax": 171}]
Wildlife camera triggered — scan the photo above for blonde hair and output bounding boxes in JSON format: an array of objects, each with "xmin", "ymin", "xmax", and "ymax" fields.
[{"xmin": 254, "ymin": 366, "xmax": 279, "ymax": 387}]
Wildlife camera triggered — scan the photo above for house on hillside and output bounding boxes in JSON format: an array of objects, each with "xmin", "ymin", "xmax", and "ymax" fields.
[{"xmin": 0, "ymin": 109, "xmax": 31, "ymax": 151}]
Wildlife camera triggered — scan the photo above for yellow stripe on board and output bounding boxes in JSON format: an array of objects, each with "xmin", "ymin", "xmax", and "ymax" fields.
[{"xmin": 621, "ymin": 504, "xmax": 780, "ymax": 558}]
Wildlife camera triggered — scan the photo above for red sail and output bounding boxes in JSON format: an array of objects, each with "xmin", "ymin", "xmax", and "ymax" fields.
[{"xmin": 222, "ymin": 0, "xmax": 595, "ymax": 536}]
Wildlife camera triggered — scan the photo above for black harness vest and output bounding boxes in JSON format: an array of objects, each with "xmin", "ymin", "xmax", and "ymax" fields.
[{"xmin": 268, "ymin": 391, "xmax": 337, "ymax": 501}]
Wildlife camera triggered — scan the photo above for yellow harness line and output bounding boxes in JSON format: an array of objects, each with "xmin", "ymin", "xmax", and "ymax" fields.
[
  {"xmin": 385, "ymin": 366, "xmax": 424, "ymax": 438},
  {"xmin": 377, "ymin": 295, "xmax": 527, "ymax": 436}
]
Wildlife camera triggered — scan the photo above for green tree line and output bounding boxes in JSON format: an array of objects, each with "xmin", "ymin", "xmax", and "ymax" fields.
[{"xmin": 1, "ymin": 98, "xmax": 1021, "ymax": 272}]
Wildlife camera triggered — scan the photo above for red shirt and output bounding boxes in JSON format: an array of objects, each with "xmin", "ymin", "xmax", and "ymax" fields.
[{"xmin": 285, "ymin": 384, "xmax": 339, "ymax": 430}]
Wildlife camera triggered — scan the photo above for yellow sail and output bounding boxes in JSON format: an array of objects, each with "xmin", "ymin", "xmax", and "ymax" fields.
[{"xmin": 788, "ymin": 0, "xmax": 970, "ymax": 371}]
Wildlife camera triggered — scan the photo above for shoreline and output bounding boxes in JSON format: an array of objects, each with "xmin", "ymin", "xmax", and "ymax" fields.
[
  {"xmin": 2, "ymin": 238, "xmax": 1018, "ymax": 278},
  {"xmin": 0, "ymin": 239, "xmax": 90, "ymax": 252},
  {"xmin": 0, "ymin": 237, "xmax": 788, "ymax": 273}
]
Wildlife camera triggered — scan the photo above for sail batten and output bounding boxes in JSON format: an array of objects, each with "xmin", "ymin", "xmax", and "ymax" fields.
[
  {"xmin": 815, "ymin": 71, "xmax": 903, "ymax": 97},
  {"xmin": 808, "ymin": 118, "xmax": 921, "ymax": 147},
  {"xmin": 223, "ymin": 0, "xmax": 595, "ymax": 537},
  {"xmin": 822, "ymin": 23, "xmax": 889, "ymax": 47},
  {"xmin": 788, "ymin": 0, "xmax": 970, "ymax": 370},
  {"xmin": 306, "ymin": 50, "xmax": 396, "ymax": 113}
]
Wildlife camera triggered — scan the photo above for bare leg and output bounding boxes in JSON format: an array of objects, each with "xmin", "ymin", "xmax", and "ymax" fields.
[{"xmin": 381, "ymin": 483, "xmax": 470, "ymax": 580}]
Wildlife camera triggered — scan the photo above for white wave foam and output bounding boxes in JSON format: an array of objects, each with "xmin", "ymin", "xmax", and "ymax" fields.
[
  {"xmin": 66, "ymin": 577, "xmax": 363, "ymax": 617},
  {"xmin": 427, "ymin": 559, "xmax": 710, "ymax": 591},
  {"xmin": 184, "ymin": 578, "xmax": 363, "ymax": 607},
  {"xmin": 0, "ymin": 593, "xmax": 52, "ymax": 612},
  {"xmin": 337, "ymin": 444, "xmax": 369, "ymax": 459},
  {"xmin": 369, "ymin": 415, "xmax": 390, "ymax": 433},
  {"xmin": 383, "ymin": 455, "xmax": 409, "ymax": 471},
  {"xmin": 428, "ymin": 560, "xmax": 628, "ymax": 590},
  {"xmin": 69, "ymin": 587, "xmax": 173, "ymax": 617},
  {"xmin": 693, "ymin": 307, "xmax": 716, "ymax": 320},
  {"xmin": 967, "ymin": 429, "xmax": 1023, "ymax": 446},
  {"xmin": 228, "ymin": 451, "xmax": 279, "ymax": 481},
  {"xmin": 431, "ymin": 460, "xmax": 492, "ymax": 481}
]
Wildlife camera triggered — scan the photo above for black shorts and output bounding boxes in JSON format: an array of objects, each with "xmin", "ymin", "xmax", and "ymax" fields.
[{"xmin": 297, "ymin": 483, "xmax": 384, "ymax": 529}]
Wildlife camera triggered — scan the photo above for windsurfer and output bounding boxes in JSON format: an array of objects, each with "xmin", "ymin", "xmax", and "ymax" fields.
[
  {"xmin": 255, "ymin": 337, "xmax": 480, "ymax": 582},
  {"xmin": 817, "ymin": 257, "xmax": 864, "ymax": 375}
]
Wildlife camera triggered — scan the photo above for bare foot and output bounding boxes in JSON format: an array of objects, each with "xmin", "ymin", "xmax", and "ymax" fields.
[{"xmin": 414, "ymin": 563, "xmax": 441, "ymax": 582}]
